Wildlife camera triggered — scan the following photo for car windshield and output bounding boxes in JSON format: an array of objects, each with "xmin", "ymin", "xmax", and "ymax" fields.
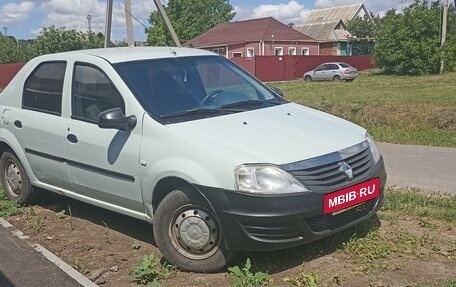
[
  {"xmin": 114, "ymin": 55, "xmax": 286, "ymax": 123},
  {"xmin": 338, "ymin": 63, "xmax": 352, "ymax": 68}
]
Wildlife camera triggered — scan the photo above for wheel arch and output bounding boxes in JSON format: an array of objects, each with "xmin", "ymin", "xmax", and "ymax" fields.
[{"xmin": 151, "ymin": 176, "xmax": 216, "ymax": 218}]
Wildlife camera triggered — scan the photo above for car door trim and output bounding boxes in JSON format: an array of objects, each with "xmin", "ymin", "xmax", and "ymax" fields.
[{"xmin": 24, "ymin": 148, "xmax": 135, "ymax": 182}]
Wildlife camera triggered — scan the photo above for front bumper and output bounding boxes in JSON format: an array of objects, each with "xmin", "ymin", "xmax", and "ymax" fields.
[{"xmin": 195, "ymin": 157, "xmax": 386, "ymax": 252}]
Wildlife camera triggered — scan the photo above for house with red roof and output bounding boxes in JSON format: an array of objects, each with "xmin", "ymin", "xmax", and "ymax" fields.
[{"xmin": 185, "ymin": 17, "xmax": 319, "ymax": 58}]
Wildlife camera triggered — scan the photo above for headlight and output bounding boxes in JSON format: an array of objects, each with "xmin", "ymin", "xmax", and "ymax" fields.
[
  {"xmin": 234, "ymin": 164, "xmax": 308, "ymax": 195},
  {"xmin": 366, "ymin": 132, "xmax": 381, "ymax": 163}
]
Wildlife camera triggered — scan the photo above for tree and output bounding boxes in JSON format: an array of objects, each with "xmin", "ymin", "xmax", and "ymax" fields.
[
  {"xmin": 373, "ymin": 0, "xmax": 456, "ymax": 75},
  {"xmin": 146, "ymin": 0, "xmax": 235, "ymax": 46},
  {"xmin": 346, "ymin": 14, "xmax": 377, "ymax": 56},
  {"xmin": 33, "ymin": 26, "xmax": 104, "ymax": 55}
]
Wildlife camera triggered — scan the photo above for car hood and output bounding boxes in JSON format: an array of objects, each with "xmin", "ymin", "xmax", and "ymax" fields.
[{"xmin": 168, "ymin": 103, "xmax": 366, "ymax": 165}]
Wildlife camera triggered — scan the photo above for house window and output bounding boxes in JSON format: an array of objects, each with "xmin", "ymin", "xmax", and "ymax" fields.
[
  {"xmin": 301, "ymin": 48, "xmax": 310, "ymax": 55},
  {"xmin": 212, "ymin": 47, "xmax": 226, "ymax": 56},
  {"xmin": 274, "ymin": 47, "xmax": 283, "ymax": 56},
  {"xmin": 246, "ymin": 48, "xmax": 254, "ymax": 58},
  {"xmin": 232, "ymin": 52, "xmax": 242, "ymax": 57},
  {"xmin": 288, "ymin": 47, "xmax": 296, "ymax": 55}
]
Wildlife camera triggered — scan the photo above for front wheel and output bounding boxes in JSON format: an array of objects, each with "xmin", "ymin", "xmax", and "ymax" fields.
[
  {"xmin": 0, "ymin": 151, "xmax": 36, "ymax": 204},
  {"xmin": 153, "ymin": 189, "xmax": 235, "ymax": 272},
  {"xmin": 304, "ymin": 75, "xmax": 312, "ymax": 82}
]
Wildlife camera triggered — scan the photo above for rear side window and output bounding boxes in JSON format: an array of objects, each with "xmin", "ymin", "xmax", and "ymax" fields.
[
  {"xmin": 23, "ymin": 62, "xmax": 66, "ymax": 115},
  {"xmin": 339, "ymin": 63, "xmax": 351, "ymax": 68},
  {"xmin": 72, "ymin": 63, "xmax": 125, "ymax": 123}
]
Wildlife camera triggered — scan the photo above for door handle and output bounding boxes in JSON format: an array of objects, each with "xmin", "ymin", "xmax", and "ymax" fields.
[
  {"xmin": 67, "ymin": 134, "xmax": 78, "ymax": 143},
  {"xmin": 14, "ymin": 120, "xmax": 22, "ymax": 128}
]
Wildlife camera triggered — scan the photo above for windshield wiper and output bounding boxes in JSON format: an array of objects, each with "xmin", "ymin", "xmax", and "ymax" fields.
[
  {"xmin": 220, "ymin": 99, "xmax": 283, "ymax": 109},
  {"xmin": 160, "ymin": 107, "xmax": 241, "ymax": 119}
]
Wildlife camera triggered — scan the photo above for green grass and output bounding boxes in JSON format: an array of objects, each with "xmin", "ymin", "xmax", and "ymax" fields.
[
  {"xmin": 273, "ymin": 72, "xmax": 456, "ymax": 147},
  {"xmin": 0, "ymin": 187, "xmax": 22, "ymax": 217},
  {"xmin": 383, "ymin": 188, "xmax": 456, "ymax": 222}
]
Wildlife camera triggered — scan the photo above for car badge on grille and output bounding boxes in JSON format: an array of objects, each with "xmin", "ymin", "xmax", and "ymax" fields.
[{"xmin": 339, "ymin": 161, "xmax": 353, "ymax": 180}]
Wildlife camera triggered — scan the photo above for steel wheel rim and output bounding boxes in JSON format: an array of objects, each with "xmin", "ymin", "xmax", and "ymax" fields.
[
  {"xmin": 4, "ymin": 159, "xmax": 22, "ymax": 198},
  {"xmin": 169, "ymin": 205, "xmax": 220, "ymax": 260}
]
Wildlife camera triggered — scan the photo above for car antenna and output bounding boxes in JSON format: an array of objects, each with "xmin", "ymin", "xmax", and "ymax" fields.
[{"xmin": 168, "ymin": 46, "xmax": 177, "ymax": 56}]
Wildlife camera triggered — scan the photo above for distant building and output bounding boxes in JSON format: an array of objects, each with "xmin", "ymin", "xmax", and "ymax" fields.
[
  {"xmin": 185, "ymin": 17, "xmax": 319, "ymax": 58},
  {"xmin": 294, "ymin": 3, "xmax": 372, "ymax": 55}
]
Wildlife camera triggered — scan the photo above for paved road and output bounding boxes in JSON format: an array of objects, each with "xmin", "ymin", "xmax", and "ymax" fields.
[
  {"xmin": 378, "ymin": 143, "xmax": 456, "ymax": 194},
  {"xmin": 0, "ymin": 223, "xmax": 82, "ymax": 287}
]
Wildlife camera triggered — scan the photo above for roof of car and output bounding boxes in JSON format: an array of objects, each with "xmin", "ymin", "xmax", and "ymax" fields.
[{"xmin": 42, "ymin": 47, "xmax": 216, "ymax": 64}]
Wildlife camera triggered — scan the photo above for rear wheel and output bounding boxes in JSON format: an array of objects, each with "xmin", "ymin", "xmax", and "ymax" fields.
[
  {"xmin": 0, "ymin": 151, "xmax": 36, "ymax": 204},
  {"xmin": 333, "ymin": 75, "xmax": 341, "ymax": 82},
  {"xmin": 304, "ymin": 75, "xmax": 312, "ymax": 82},
  {"xmin": 153, "ymin": 189, "xmax": 235, "ymax": 272}
]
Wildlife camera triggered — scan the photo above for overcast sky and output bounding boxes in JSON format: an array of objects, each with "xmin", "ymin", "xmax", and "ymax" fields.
[{"xmin": 0, "ymin": 0, "xmax": 415, "ymax": 41}]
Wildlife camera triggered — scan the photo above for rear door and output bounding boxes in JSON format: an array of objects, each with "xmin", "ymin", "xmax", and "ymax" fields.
[
  {"xmin": 12, "ymin": 61, "xmax": 71, "ymax": 189},
  {"xmin": 325, "ymin": 64, "xmax": 339, "ymax": 80}
]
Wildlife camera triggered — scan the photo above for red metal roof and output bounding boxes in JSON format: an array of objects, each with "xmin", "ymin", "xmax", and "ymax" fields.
[{"xmin": 186, "ymin": 17, "xmax": 316, "ymax": 47}]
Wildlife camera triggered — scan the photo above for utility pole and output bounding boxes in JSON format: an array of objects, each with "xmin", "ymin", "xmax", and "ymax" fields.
[
  {"xmin": 152, "ymin": 0, "xmax": 181, "ymax": 47},
  {"xmin": 124, "ymin": 0, "xmax": 134, "ymax": 47},
  {"xmin": 104, "ymin": 0, "xmax": 113, "ymax": 47},
  {"xmin": 440, "ymin": 0, "xmax": 449, "ymax": 74},
  {"xmin": 87, "ymin": 15, "xmax": 92, "ymax": 33}
]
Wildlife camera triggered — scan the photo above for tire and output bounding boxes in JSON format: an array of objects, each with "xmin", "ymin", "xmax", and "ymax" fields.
[
  {"xmin": 333, "ymin": 75, "xmax": 341, "ymax": 82},
  {"xmin": 153, "ymin": 189, "xmax": 235, "ymax": 272},
  {"xmin": 0, "ymin": 151, "xmax": 36, "ymax": 204},
  {"xmin": 304, "ymin": 75, "xmax": 312, "ymax": 82}
]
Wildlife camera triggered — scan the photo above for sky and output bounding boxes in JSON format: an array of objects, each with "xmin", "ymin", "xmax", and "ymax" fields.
[{"xmin": 0, "ymin": 0, "xmax": 416, "ymax": 41}]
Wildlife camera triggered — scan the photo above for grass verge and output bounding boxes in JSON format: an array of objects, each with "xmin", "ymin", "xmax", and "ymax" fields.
[
  {"xmin": 273, "ymin": 72, "xmax": 456, "ymax": 147},
  {"xmin": 0, "ymin": 187, "xmax": 22, "ymax": 217}
]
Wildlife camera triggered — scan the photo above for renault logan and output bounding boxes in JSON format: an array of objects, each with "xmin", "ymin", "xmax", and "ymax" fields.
[{"xmin": 0, "ymin": 47, "xmax": 386, "ymax": 272}]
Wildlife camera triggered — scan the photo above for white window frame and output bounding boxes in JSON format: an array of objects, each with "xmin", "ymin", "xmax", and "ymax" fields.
[
  {"xmin": 246, "ymin": 47, "xmax": 254, "ymax": 58},
  {"xmin": 288, "ymin": 47, "xmax": 297, "ymax": 55},
  {"xmin": 301, "ymin": 47, "xmax": 310, "ymax": 55},
  {"xmin": 274, "ymin": 47, "xmax": 283, "ymax": 56},
  {"xmin": 232, "ymin": 52, "xmax": 243, "ymax": 58}
]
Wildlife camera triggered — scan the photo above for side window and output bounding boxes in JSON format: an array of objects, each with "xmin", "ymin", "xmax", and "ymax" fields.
[
  {"xmin": 72, "ymin": 64, "xmax": 125, "ymax": 122},
  {"xmin": 23, "ymin": 62, "xmax": 66, "ymax": 115},
  {"xmin": 329, "ymin": 64, "xmax": 339, "ymax": 70}
]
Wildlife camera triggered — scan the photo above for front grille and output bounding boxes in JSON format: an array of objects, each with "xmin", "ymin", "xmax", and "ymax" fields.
[
  {"xmin": 284, "ymin": 142, "xmax": 374, "ymax": 191},
  {"xmin": 306, "ymin": 199, "xmax": 377, "ymax": 233}
]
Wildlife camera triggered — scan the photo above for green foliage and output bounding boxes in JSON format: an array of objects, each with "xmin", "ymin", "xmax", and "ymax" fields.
[
  {"xmin": 346, "ymin": 14, "xmax": 377, "ymax": 55},
  {"xmin": 129, "ymin": 254, "xmax": 174, "ymax": 285},
  {"xmin": 34, "ymin": 27, "xmax": 104, "ymax": 55},
  {"xmin": 383, "ymin": 188, "xmax": 456, "ymax": 222},
  {"xmin": 0, "ymin": 27, "xmax": 104, "ymax": 64},
  {"xmin": 146, "ymin": 0, "xmax": 235, "ymax": 46},
  {"xmin": 228, "ymin": 258, "xmax": 271, "ymax": 287},
  {"xmin": 373, "ymin": 0, "xmax": 456, "ymax": 75},
  {"xmin": 0, "ymin": 188, "xmax": 22, "ymax": 217},
  {"xmin": 283, "ymin": 271, "xmax": 319, "ymax": 287}
]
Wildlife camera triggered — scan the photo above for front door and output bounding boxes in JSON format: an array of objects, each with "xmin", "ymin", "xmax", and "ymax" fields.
[{"xmin": 64, "ymin": 63, "xmax": 143, "ymax": 212}]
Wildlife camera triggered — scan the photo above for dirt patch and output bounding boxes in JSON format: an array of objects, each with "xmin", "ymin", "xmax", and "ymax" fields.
[{"xmin": 7, "ymin": 191, "xmax": 456, "ymax": 287}]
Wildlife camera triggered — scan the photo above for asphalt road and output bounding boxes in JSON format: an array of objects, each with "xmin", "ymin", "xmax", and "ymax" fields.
[{"xmin": 378, "ymin": 143, "xmax": 456, "ymax": 194}]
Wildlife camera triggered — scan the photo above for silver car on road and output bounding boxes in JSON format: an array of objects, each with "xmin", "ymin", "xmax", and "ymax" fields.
[{"xmin": 303, "ymin": 62, "xmax": 358, "ymax": 82}]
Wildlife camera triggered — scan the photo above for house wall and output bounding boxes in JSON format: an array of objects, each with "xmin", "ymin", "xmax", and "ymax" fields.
[
  {"xmin": 319, "ymin": 43, "xmax": 336, "ymax": 55},
  {"xmin": 0, "ymin": 63, "xmax": 26, "ymax": 88},
  {"xmin": 226, "ymin": 41, "xmax": 319, "ymax": 58}
]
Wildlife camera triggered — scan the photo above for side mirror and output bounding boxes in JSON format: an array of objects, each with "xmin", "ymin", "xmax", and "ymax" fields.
[
  {"xmin": 270, "ymin": 86, "xmax": 284, "ymax": 97},
  {"xmin": 98, "ymin": 108, "xmax": 137, "ymax": 131}
]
